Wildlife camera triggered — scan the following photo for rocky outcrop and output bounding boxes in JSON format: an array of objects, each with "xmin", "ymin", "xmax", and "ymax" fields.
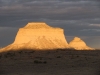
[
  {"xmin": 69, "ymin": 37, "xmax": 94, "ymax": 50},
  {"xmin": 0, "ymin": 22, "xmax": 94, "ymax": 52},
  {"xmin": 0, "ymin": 22, "xmax": 69, "ymax": 52}
]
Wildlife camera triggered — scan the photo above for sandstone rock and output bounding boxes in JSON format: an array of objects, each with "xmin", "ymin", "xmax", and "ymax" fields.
[
  {"xmin": 0, "ymin": 22, "xmax": 69, "ymax": 52},
  {"xmin": 69, "ymin": 37, "xmax": 94, "ymax": 50}
]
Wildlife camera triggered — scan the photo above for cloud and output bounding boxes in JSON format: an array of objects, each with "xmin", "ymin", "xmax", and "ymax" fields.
[
  {"xmin": 89, "ymin": 24, "xmax": 100, "ymax": 27},
  {"xmin": 0, "ymin": 27, "xmax": 18, "ymax": 47},
  {"xmin": 83, "ymin": 36, "xmax": 100, "ymax": 49},
  {"xmin": 0, "ymin": 0, "xmax": 100, "ymax": 48},
  {"xmin": 81, "ymin": 29, "xmax": 100, "ymax": 32}
]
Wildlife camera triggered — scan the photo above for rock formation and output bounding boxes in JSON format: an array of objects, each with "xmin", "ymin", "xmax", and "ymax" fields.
[
  {"xmin": 0, "ymin": 22, "xmax": 69, "ymax": 52},
  {"xmin": 69, "ymin": 37, "xmax": 93, "ymax": 50}
]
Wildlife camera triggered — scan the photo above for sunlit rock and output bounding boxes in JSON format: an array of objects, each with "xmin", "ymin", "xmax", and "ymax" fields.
[
  {"xmin": 0, "ymin": 22, "xmax": 69, "ymax": 52},
  {"xmin": 69, "ymin": 37, "xmax": 94, "ymax": 50}
]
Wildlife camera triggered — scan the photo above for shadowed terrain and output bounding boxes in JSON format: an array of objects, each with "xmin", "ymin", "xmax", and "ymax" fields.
[{"xmin": 0, "ymin": 49, "xmax": 100, "ymax": 75}]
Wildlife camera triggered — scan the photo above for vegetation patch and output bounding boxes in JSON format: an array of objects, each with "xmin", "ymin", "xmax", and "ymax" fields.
[
  {"xmin": 57, "ymin": 56, "xmax": 61, "ymax": 58},
  {"xmin": 34, "ymin": 60, "xmax": 47, "ymax": 64}
]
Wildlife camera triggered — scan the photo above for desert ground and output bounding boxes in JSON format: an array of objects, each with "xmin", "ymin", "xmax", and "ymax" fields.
[{"xmin": 0, "ymin": 49, "xmax": 100, "ymax": 75}]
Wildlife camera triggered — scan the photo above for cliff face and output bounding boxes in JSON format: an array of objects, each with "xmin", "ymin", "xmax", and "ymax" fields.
[
  {"xmin": 1, "ymin": 22, "xmax": 68, "ymax": 51},
  {"xmin": 69, "ymin": 37, "xmax": 93, "ymax": 50}
]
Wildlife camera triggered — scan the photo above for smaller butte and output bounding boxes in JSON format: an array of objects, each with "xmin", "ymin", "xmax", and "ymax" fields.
[
  {"xmin": 69, "ymin": 37, "xmax": 94, "ymax": 50},
  {"xmin": 0, "ymin": 22, "xmax": 69, "ymax": 52}
]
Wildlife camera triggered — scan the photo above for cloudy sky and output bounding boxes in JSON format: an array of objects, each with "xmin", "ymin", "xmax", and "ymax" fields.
[{"xmin": 0, "ymin": 0, "xmax": 100, "ymax": 49}]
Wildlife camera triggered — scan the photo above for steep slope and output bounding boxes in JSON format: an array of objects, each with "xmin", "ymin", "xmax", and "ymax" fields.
[
  {"xmin": 69, "ymin": 37, "xmax": 94, "ymax": 50},
  {"xmin": 0, "ymin": 22, "xmax": 69, "ymax": 52}
]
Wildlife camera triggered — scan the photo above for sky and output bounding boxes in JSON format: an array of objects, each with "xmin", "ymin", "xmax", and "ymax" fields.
[{"xmin": 0, "ymin": 0, "xmax": 100, "ymax": 49}]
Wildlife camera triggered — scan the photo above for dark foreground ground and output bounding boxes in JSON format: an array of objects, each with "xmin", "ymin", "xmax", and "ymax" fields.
[{"xmin": 0, "ymin": 49, "xmax": 100, "ymax": 75}]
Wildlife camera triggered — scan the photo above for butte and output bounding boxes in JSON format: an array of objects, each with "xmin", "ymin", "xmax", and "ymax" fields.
[
  {"xmin": 0, "ymin": 22, "xmax": 69, "ymax": 52},
  {"xmin": 69, "ymin": 37, "xmax": 94, "ymax": 50}
]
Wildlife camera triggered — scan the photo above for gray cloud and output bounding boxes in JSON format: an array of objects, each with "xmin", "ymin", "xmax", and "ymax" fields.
[
  {"xmin": 0, "ymin": 27, "xmax": 18, "ymax": 47},
  {"xmin": 0, "ymin": 0, "xmax": 100, "ymax": 48}
]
